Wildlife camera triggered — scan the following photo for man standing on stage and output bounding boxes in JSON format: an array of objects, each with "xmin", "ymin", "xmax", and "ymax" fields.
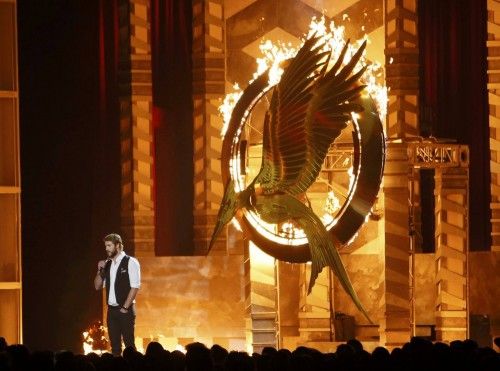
[{"xmin": 94, "ymin": 233, "xmax": 141, "ymax": 355}]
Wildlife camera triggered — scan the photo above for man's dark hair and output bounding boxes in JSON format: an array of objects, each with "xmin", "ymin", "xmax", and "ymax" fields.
[{"xmin": 104, "ymin": 233, "xmax": 123, "ymax": 246}]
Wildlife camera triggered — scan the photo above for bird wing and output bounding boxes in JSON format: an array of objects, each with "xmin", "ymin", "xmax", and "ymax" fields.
[
  {"xmin": 260, "ymin": 39, "xmax": 367, "ymax": 196},
  {"xmin": 257, "ymin": 35, "xmax": 330, "ymax": 192}
]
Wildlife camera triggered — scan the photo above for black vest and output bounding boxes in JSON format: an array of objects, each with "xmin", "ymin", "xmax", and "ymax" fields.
[{"xmin": 105, "ymin": 255, "xmax": 131, "ymax": 306}]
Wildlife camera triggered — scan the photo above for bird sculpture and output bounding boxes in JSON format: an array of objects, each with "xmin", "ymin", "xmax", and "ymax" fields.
[{"xmin": 209, "ymin": 35, "xmax": 375, "ymax": 322}]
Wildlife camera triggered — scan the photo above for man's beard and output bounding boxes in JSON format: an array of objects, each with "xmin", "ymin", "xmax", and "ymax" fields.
[{"xmin": 107, "ymin": 248, "xmax": 119, "ymax": 258}]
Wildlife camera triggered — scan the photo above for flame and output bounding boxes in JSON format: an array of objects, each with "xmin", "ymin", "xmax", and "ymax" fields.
[
  {"xmin": 83, "ymin": 332, "xmax": 93, "ymax": 355},
  {"xmin": 83, "ymin": 331, "xmax": 108, "ymax": 355},
  {"xmin": 82, "ymin": 322, "xmax": 109, "ymax": 355},
  {"xmin": 220, "ymin": 16, "xmax": 387, "ymax": 139},
  {"xmin": 324, "ymin": 191, "xmax": 341, "ymax": 215},
  {"xmin": 220, "ymin": 83, "xmax": 243, "ymax": 138},
  {"xmin": 254, "ymin": 39, "xmax": 297, "ymax": 86}
]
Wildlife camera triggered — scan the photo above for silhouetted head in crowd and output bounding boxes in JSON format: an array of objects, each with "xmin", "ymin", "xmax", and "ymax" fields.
[
  {"xmin": 29, "ymin": 350, "xmax": 55, "ymax": 371},
  {"xmin": 347, "ymin": 338, "xmax": 363, "ymax": 354},
  {"xmin": 145, "ymin": 341, "xmax": 164, "ymax": 358},
  {"xmin": 0, "ymin": 337, "xmax": 7, "ymax": 352},
  {"xmin": 289, "ymin": 352, "xmax": 314, "ymax": 371},
  {"xmin": 336, "ymin": 343, "xmax": 355, "ymax": 359},
  {"xmin": 73, "ymin": 354, "xmax": 96, "ymax": 371},
  {"xmin": 185, "ymin": 342, "xmax": 213, "ymax": 371},
  {"xmin": 225, "ymin": 351, "xmax": 252, "ymax": 371},
  {"xmin": 450, "ymin": 339, "xmax": 465, "ymax": 351},
  {"xmin": 122, "ymin": 345, "xmax": 147, "ymax": 370},
  {"xmin": 390, "ymin": 346, "xmax": 405, "ymax": 362},
  {"xmin": 210, "ymin": 343, "xmax": 228, "ymax": 369},
  {"xmin": 372, "ymin": 346, "xmax": 390, "ymax": 360},
  {"xmin": 100, "ymin": 352, "xmax": 114, "ymax": 361},
  {"xmin": 6, "ymin": 344, "xmax": 30, "ymax": 371},
  {"xmin": 272, "ymin": 349, "xmax": 291, "ymax": 371},
  {"xmin": 290, "ymin": 347, "xmax": 323, "ymax": 371},
  {"xmin": 410, "ymin": 336, "xmax": 433, "ymax": 351},
  {"xmin": 261, "ymin": 346, "xmax": 277, "ymax": 356},
  {"xmin": 84, "ymin": 352, "xmax": 100, "ymax": 367},
  {"xmin": 122, "ymin": 345, "xmax": 138, "ymax": 360},
  {"xmin": 54, "ymin": 350, "xmax": 75, "ymax": 371},
  {"xmin": 170, "ymin": 350, "xmax": 186, "ymax": 371},
  {"xmin": 463, "ymin": 338, "xmax": 478, "ymax": 351},
  {"xmin": 110, "ymin": 355, "xmax": 131, "ymax": 371}
]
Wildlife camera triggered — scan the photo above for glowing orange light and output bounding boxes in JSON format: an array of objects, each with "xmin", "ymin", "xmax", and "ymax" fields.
[{"xmin": 219, "ymin": 16, "xmax": 386, "ymax": 246}]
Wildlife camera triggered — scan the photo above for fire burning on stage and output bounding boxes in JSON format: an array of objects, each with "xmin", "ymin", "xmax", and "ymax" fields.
[{"xmin": 82, "ymin": 321, "xmax": 109, "ymax": 355}]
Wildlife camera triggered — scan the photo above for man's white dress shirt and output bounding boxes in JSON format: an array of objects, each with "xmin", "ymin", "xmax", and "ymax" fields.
[{"xmin": 105, "ymin": 251, "xmax": 141, "ymax": 306}]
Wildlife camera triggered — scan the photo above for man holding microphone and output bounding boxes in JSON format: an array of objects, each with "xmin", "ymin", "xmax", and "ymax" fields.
[{"xmin": 94, "ymin": 233, "xmax": 141, "ymax": 355}]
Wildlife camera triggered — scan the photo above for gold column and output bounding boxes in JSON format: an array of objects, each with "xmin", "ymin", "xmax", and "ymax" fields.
[
  {"xmin": 192, "ymin": 0, "xmax": 226, "ymax": 255},
  {"xmin": 487, "ymin": 0, "xmax": 500, "ymax": 252},
  {"xmin": 380, "ymin": 144, "xmax": 411, "ymax": 346},
  {"xmin": 381, "ymin": 0, "xmax": 420, "ymax": 346},
  {"xmin": 245, "ymin": 242, "xmax": 277, "ymax": 353},
  {"xmin": 434, "ymin": 166, "xmax": 469, "ymax": 341},
  {"xmin": 298, "ymin": 266, "xmax": 332, "ymax": 342},
  {"xmin": 385, "ymin": 0, "xmax": 419, "ymax": 138},
  {"xmin": 0, "ymin": 0, "xmax": 22, "ymax": 344},
  {"xmin": 119, "ymin": 0, "xmax": 155, "ymax": 256}
]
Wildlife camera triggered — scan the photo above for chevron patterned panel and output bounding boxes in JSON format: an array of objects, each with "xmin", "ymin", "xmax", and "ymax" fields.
[
  {"xmin": 298, "ymin": 266, "xmax": 332, "ymax": 342},
  {"xmin": 487, "ymin": 0, "xmax": 500, "ymax": 252},
  {"xmin": 378, "ymin": 0, "xmax": 420, "ymax": 347},
  {"xmin": 385, "ymin": 0, "xmax": 419, "ymax": 138},
  {"xmin": 380, "ymin": 142, "xmax": 411, "ymax": 346},
  {"xmin": 434, "ymin": 167, "xmax": 468, "ymax": 341},
  {"xmin": 192, "ymin": 0, "xmax": 226, "ymax": 255},
  {"xmin": 245, "ymin": 242, "xmax": 277, "ymax": 353},
  {"xmin": 119, "ymin": 0, "xmax": 155, "ymax": 256}
]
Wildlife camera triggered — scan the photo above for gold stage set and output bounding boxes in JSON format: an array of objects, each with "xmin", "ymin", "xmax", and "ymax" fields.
[
  {"xmin": 109, "ymin": 0, "xmax": 498, "ymax": 353},
  {"xmin": 0, "ymin": 0, "xmax": 22, "ymax": 347},
  {"xmin": 0, "ymin": 0, "xmax": 499, "ymax": 354}
]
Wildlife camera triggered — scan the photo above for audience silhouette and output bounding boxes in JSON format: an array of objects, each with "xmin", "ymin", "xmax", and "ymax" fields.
[{"xmin": 0, "ymin": 336, "xmax": 498, "ymax": 371}]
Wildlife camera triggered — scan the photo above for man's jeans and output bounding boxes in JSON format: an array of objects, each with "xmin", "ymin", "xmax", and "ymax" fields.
[{"xmin": 107, "ymin": 304, "xmax": 136, "ymax": 355}]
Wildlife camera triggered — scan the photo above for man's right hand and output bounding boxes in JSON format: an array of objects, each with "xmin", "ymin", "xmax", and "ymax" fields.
[
  {"xmin": 97, "ymin": 260, "xmax": 106, "ymax": 270},
  {"xmin": 95, "ymin": 260, "xmax": 106, "ymax": 290}
]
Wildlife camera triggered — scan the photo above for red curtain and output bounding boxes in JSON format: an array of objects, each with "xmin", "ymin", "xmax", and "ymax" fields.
[
  {"xmin": 97, "ymin": 0, "xmax": 194, "ymax": 256},
  {"xmin": 419, "ymin": 0, "xmax": 490, "ymax": 251},
  {"xmin": 95, "ymin": 0, "xmax": 121, "ymax": 243},
  {"xmin": 151, "ymin": 0, "xmax": 194, "ymax": 255}
]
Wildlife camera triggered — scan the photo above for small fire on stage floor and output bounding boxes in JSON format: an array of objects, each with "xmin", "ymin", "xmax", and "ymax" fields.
[{"xmin": 82, "ymin": 321, "xmax": 109, "ymax": 355}]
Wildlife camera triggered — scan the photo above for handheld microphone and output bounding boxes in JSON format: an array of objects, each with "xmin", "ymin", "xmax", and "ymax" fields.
[{"xmin": 99, "ymin": 258, "xmax": 111, "ymax": 279}]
